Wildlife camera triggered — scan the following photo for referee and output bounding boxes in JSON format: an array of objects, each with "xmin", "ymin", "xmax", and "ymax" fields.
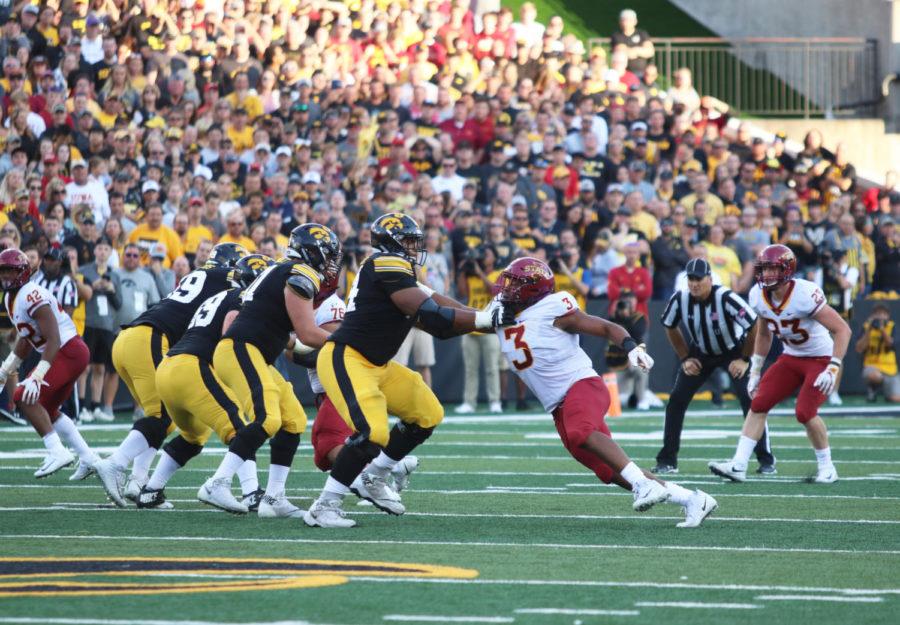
[{"xmin": 653, "ymin": 258, "xmax": 775, "ymax": 474}]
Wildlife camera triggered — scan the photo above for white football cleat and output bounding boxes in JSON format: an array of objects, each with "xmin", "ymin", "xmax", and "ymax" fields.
[
  {"xmin": 34, "ymin": 448, "xmax": 75, "ymax": 479},
  {"xmin": 123, "ymin": 475, "xmax": 147, "ymax": 503},
  {"xmin": 708, "ymin": 461, "xmax": 747, "ymax": 483},
  {"xmin": 303, "ymin": 498, "xmax": 356, "ymax": 528},
  {"xmin": 351, "ymin": 471, "xmax": 405, "ymax": 515},
  {"xmin": 68, "ymin": 455, "xmax": 100, "ymax": 481},
  {"xmin": 455, "ymin": 403, "xmax": 475, "ymax": 414},
  {"xmin": 136, "ymin": 487, "xmax": 174, "ymax": 509},
  {"xmin": 677, "ymin": 490, "xmax": 718, "ymax": 528},
  {"xmin": 814, "ymin": 464, "xmax": 838, "ymax": 484},
  {"xmin": 94, "ymin": 458, "xmax": 128, "ymax": 507},
  {"xmin": 197, "ymin": 477, "xmax": 248, "ymax": 514},
  {"xmin": 93, "ymin": 406, "xmax": 115, "ymax": 423},
  {"xmin": 257, "ymin": 493, "xmax": 304, "ymax": 518},
  {"xmin": 390, "ymin": 455, "xmax": 419, "ymax": 493},
  {"xmin": 632, "ymin": 479, "xmax": 669, "ymax": 512},
  {"xmin": 241, "ymin": 488, "xmax": 265, "ymax": 512}
]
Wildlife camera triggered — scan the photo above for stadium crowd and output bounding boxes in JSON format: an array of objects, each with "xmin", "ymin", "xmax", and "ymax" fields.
[{"xmin": 0, "ymin": 0, "xmax": 897, "ymax": 419}]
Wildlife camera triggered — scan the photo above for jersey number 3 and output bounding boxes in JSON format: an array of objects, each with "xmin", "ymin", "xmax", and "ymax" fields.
[{"xmin": 504, "ymin": 325, "xmax": 533, "ymax": 370}]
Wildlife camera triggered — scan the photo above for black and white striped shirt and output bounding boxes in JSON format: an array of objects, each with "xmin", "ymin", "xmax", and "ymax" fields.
[
  {"xmin": 661, "ymin": 285, "xmax": 757, "ymax": 356},
  {"xmin": 33, "ymin": 271, "xmax": 78, "ymax": 310}
]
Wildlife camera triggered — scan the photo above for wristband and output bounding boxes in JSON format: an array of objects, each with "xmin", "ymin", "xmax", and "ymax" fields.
[
  {"xmin": 474, "ymin": 310, "xmax": 492, "ymax": 331},
  {"xmin": 31, "ymin": 360, "xmax": 52, "ymax": 381},
  {"xmin": 829, "ymin": 357, "xmax": 842, "ymax": 368},
  {"xmin": 621, "ymin": 337, "xmax": 638, "ymax": 353},
  {"xmin": 417, "ymin": 281, "xmax": 435, "ymax": 297},
  {"xmin": 1, "ymin": 352, "xmax": 22, "ymax": 375},
  {"xmin": 750, "ymin": 354, "xmax": 765, "ymax": 372}
]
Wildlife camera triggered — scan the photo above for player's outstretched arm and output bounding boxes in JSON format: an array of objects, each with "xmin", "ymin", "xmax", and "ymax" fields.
[
  {"xmin": 554, "ymin": 310, "xmax": 653, "ymax": 371},
  {"xmin": 284, "ymin": 287, "xmax": 331, "ymax": 351},
  {"xmin": 390, "ymin": 286, "xmax": 513, "ymax": 338}
]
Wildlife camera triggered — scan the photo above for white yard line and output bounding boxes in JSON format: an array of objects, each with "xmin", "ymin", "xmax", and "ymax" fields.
[
  {"xmin": 755, "ymin": 594, "xmax": 884, "ymax": 603},
  {"xmin": 634, "ymin": 601, "xmax": 760, "ymax": 609},
  {"xmin": 0, "ymin": 619, "xmax": 334, "ymax": 625},
  {"xmin": 383, "ymin": 617, "xmax": 513, "ymax": 623},
  {"xmin": 1, "ymin": 533, "xmax": 898, "ymax": 557},
  {"xmin": 514, "ymin": 608, "xmax": 639, "ymax": 616}
]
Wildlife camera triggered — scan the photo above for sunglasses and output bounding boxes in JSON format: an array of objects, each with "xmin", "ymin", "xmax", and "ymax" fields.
[{"xmin": 124, "ymin": 252, "xmax": 140, "ymax": 258}]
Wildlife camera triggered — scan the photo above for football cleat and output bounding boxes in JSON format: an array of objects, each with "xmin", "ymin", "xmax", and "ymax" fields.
[
  {"xmin": 257, "ymin": 493, "xmax": 304, "ymax": 518},
  {"xmin": 241, "ymin": 488, "xmax": 265, "ymax": 512},
  {"xmin": 351, "ymin": 471, "xmax": 405, "ymax": 515},
  {"xmin": 651, "ymin": 463, "xmax": 679, "ymax": 475},
  {"xmin": 814, "ymin": 464, "xmax": 838, "ymax": 484},
  {"xmin": 708, "ymin": 461, "xmax": 747, "ymax": 482},
  {"xmin": 677, "ymin": 490, "xmax": 718, "ymax": 528},
  {"xmin": 197, "ymin": 477, "xmax": 248, "ymax": 514},
  {"xmin": 756, "ymin": 464, "xmax": 777, "ymax": 475},
  {"xmin": 632, "ymin": 479, "xmax": 669, "ymax": 512},
  {"xmin": 68, "ymin": 455, "xmax": 100, "ymax": 481},
  {"xmin": 390, "ymin": 455, "xmax": 419, "ymax": 493},
  {"xmin": 123, "ymin": 475, "xmax": 147, "ymax": 503},
  {"xmin": 95, "ymin": 458, "xmax": 128, "ymax": 507},
  {"xmin": 34, "ymin": 448, "xmax": 76, "ymax": 479},
  {"xmin": 303, "ymin": 498, "xmax": 356, "ymax": 528},
  {"xmin": 136, "ymin": 486, "xmax": 174, "ymax": 509}
]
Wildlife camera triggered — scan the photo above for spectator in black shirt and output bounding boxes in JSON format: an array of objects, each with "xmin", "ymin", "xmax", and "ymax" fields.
[
  {"xmin": 9, "ymin": 188, "xmax": 43, "ymax": 247},
  {"xmin": 651, "ymin": 217, "xmax": 691, "ymax": 300},
  {"xmin": 873, "ymin": 218, "xmax": 900, "ymax": 293}
]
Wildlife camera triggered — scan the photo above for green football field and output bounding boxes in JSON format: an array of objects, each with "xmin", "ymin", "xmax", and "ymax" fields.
[{"xmin": 1, "ymin": 400, "xmax": 898, "ymax": 625}]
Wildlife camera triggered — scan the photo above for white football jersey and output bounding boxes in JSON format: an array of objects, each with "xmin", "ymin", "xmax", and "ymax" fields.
[
  {"xmin": 307, "ymin": 293, "xmax": 346, "ymax": 394},
  {"xmin": 748, "ymin": 278, "xmax": 833, "ymax": 357},
  {"xmin": 496, "ymin": 291, "xmax": 597, "ymax": 412},
  {"xmin": 5, "ymin": 281, "xmax": 78, "ymax": 353}
]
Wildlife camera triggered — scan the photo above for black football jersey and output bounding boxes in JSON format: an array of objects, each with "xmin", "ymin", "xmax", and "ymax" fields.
[
  {"xmin": 127, "ymin": 267, "xmax": 234, "ymax": 344},
  {"xmin": 329, "ymin": 252, "xmax": 418, "ymax": 366},
  {"xmin": 224, "ymin": 258, "xmax": 322, "ymax": 364},
  {"xmin": 166, "ymin": 289, "xmax": 242, "ymax": 363}
]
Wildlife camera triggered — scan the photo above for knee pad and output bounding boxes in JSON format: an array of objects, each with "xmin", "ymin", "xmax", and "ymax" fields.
[
  {"xmin": 269, "ymin": 429, "xmax": 300, "ymax": 467},
  {"xmin": 163, "ymin": 435, "xmax": 204, "ymax": 467},
  {"xmin": 345, "ymin": 432, "xmax": 382, "ymax": 461},
  {"xmin": 396, "ymin": 421, "xmax": 434, "ymax": 445},
  {"xmin": 229, "ymin": 421, "xmax": 270, "ymax": 461},
  {"xmin": 330, "ymin": 433, "xmax": 381, "ymax": 486},
  {"xmin": 383, "ymin": 422, "xmax": 435, "ymax": 461},
  {"xmin": 132, "ymin": 416, "xmax": 170, "ymax": 449}
]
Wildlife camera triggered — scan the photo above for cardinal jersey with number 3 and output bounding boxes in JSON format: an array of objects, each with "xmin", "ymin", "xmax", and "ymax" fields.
[
  {"xmin": 308, "ymin": 293, "xmax": 346, "ymax": 394},
  {"xmin": 496, "ymin": 291, "xmax": 597, "ymax": 412},
  {"xmin": 5, "ymin": 281, "xmax": 78, "ymax": 353},
  {"xmin": 748, "ymin": 278, "xmax": 833, "ymax": 358}
]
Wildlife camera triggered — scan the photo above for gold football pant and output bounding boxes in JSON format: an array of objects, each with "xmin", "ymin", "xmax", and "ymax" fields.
[
  {"xmin": 156, "ymin": 353, "xmax": 248, "ymax": 446},
  {"xmin": 112, "ymin": 325, "xmax": 172, "ymax": 432},
  {"xmin": 316, "ymin": 341, "xmax": 444, "ymax": 447},
  {"xmin": 212, "ymin": 338, "xmax": 306, "ymax": 438}
]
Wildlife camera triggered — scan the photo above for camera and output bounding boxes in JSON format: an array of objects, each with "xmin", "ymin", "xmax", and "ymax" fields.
[
  {"xmin": 870, "ymin": 318, "xmax": 883, "ymax": 330},
  {"xmin": 462, "ymin": 245, "xmax": 484, "ymax": 272}
]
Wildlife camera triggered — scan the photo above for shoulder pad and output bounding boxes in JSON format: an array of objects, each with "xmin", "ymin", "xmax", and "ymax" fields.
[
  {"xmin": 287, "ymin": 272, "xmax": 319, "ymax": 300},
  {"xmin": 371, "ymin": 254, "xmax": 414, "ymax": 276},
  {"xmin": 290, "ymin": 262, "xmax": 322, "ymax": 288}
]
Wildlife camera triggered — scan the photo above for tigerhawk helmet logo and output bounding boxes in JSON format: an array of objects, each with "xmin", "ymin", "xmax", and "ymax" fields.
[
  {"xmin": 307, "ymin": 226, "xmax": 330, "ymax": 240},
  {"xmin": 246, "ymin": 257, "xmax": 270, "ymax": 270},
  {"xmin": 380, "ymin": 216, "xmax": 404, "ymax": 232}
]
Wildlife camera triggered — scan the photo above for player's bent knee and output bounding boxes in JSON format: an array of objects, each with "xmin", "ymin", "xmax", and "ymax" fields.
[
  {"xmin": 229, "ymin": 421, "xmax": 269, "ymax": 460},
  {"xmin": 345, "ymin": 433, "xmax": 381, "ymax": 462},
  {"xmin": 796, "ymin": 407, "xmax": 818, "ymax": 424},
  {"xmin": 368, "ymin": 422, "xmax": 390, "ymax": 447},
  {"xmin": 269, "ymin": 429, "xmax": 300, "ymax": 466},
  {"xmin": 260, "ymin": 413, "xmax": 284, "ymax": 438},
  {"xmin": 164, "ymin": 435, "xmax": 204, "ymax": 466},
  {"xmin": 132, "ymin": 416, "xmax": 170, "ymax": 449}
]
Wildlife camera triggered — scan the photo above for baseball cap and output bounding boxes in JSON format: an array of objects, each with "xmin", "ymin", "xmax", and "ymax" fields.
[
  {"xmin": 142, "ymin": 180, "xmax": 160, "ymax": 193},
  {"xmin": 52, "ymin": 103, "xmax": 67, "ymax": 114},
  {"xmin": 660, "ymin": 217, "xmax": 674, "ymax": 228},
  {"xmin": 684, "ymin": 217, "xmax": 700, "ymax": 229},
  {"xmin": 607, "ymin": 183, "xmax": 625, "ymax": 194},
  {"xmin": 630, "ymin": 120, "xmax": 648, "ymax": 133},
  {"xmin": 685, "ymin": 258, "xmax": 711, "ymax": 278},
  {"xmin": 255, "ymin": 143, "xmax": 271, "ymax": 153},
  {"xmin": 302, "ymin": 171, "xmax": 322, "ymax": 184},
  {"xmin": 579, "ymin": 179, "xmax": 595, "ymax": 193},
  {"xmin": 275, "ymin": 145, "xmax": 291, "ymax": 158},
  {"xmin": 552, "ymin": 165, "xmax": 570, "ymax": 179},
  {"xmin": 616, "ymin": 207, "xmax": 632, "ymax": 217},
  {"xmin": 23, "ymin": 5, "xmax": 39, "ymax": 15},
  {"xmin": 14, "ymin": 187, "xmax": 29, "ymax": 200},
  {"xmin": 71, "ymin": 159, "xmax": 87, "ymax": 169},
  {"xmin": 501, "ymin": 161, "xmax": 518, "ymax": 174},
  {"xmin": 114, "ymin": 171, "xmax": 130, "ymax": 182},
  {"xmin": 629, "ymin": 160, "xmax": 647, "ymax": 171}
]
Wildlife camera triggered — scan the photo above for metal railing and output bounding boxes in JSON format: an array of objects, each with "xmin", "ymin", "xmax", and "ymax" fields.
[{"xmin": 587, "ymin": 37, "xmax": 879, "ymax": 118}]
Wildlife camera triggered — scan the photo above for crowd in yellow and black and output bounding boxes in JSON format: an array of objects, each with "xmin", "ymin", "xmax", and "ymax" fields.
[{"xmin": 0, "ymin": 1, "xmax": 897, "ymax": 419}]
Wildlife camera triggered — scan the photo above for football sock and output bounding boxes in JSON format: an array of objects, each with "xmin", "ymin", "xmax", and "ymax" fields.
[
  {"xmin": 237, "ymin": 460, "xmax": 259, "ymax": 496},
  {"xmin": 322, "ymin": 475, "xmax": 350, "ymax": 501},
  {"xmin": 665, "ymin": 482, "xmax": 693, "ymax": 506},
  {"xmin": 265, "ymin": 464, "xmax": 290, "ymax": 497},
  {"xmin": 366, "ymin": 452, "xmax": 399, "ymax": 478},
  {"xmin": 130, "ymin": 447, "xmax": 156, "ymax": 483},
  {"xmin": 212, "ymin": 451, "xmax": 245, "ymax": 482},
  {"xmin": 53, "ymin": 414, "xmax": 94, "ymax": 462},
  {"xmin": 146, "ymin": 452, "xmax": 180, "ymax": 490},
  {"xmin": 731, "ymin": 435, "xmax": 757, "ymax": 470},
  {"xmin": 42, "ymin": 431, "xmax": 66, "ymax": 454},
  {"xmin": 620, "ymin": 461, "xmax": 647, "ymax": 488},
  {"xmin": 814, "ymin": 447, "xmax": 832, "ymax": 468},
  {"xmin": 110, "ymin": 430, "xmax": 150, "ymax": 468}
]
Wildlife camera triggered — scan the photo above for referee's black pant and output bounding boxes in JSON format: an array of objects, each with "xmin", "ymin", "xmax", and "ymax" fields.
[{"xmin": 656, "ymin": 348, "xmax": 775, "ymax": 468}]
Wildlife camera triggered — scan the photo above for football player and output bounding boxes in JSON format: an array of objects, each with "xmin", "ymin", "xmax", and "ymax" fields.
[
  {"xmin": 297, "ymin": 276, "xmax": 420, "ymax": 495},
  {"xmin": 95, "ymin": 242, "xmax": 248, "ymax": 507},
  {"xmin": 196, "ymin": 224, "xmax": 342, "ymax": 515},
  {"xmin": 304, "ymin": 213, "xmax": 514, "ymax": 528},
  {"xmin": 0, "ymin": 249, "xmax": 100, "ymax": 480},
  {"xmin": 709, "ymin": 244, "xmax": 851, "ymax": 483},
  {"xmin": 138, "ymin": 255, "xmax": 275, "ymax": 510},
  {"xmin": 493, "ymin": 257, "xmax": 717, "ymax": 528}
]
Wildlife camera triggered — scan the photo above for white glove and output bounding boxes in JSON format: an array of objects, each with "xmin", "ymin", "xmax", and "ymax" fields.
[
  {"xmin": 814, "ymin": 358, "xmax": 842, "ymax": 396},
  {"xmin": 291, "ymin": 336, "xmax": 315, "ymax": 356},
  {"xmin": 474, "ymin": 298, "xmax": 514, "ymax": 331},
  {"xmin": 0, "ymin": 352, "xmax": 22, "ymax": 386},
  {"xmin": 627, "ymin": 344, "xmax": 654, "ymax": 372},
  {"xmin": 747, "ymin": 354, "xmax": 765, "ymax": 399},
  {"xmin": 18, "ymin": 360, "xmax": 51, "ymax": 405}
]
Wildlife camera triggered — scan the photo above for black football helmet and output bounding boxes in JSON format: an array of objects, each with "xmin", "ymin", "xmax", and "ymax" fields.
[
  {"xmin": 286, "ymin": 223, "xmax": 342, "ymax": 281},
  {"xmin": 206, "ymin": 242, "xmax": 248, "ymax": 269},
  {"xmin": 371, "ymin": 212, "xmax": 425, "ymax": 265},
  {"xmin": 232, "ymin": 253, "xmax": 274, "ymax": 288}
]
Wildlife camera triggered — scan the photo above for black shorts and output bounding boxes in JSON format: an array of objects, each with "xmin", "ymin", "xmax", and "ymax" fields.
[{"xmin": 83, "ymin": 327, "xmax": 116, "ymax": 372}]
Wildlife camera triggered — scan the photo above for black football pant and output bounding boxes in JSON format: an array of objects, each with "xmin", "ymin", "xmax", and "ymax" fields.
[{"xmin": 656, "ymin": 349, "xmax": 775, "ymax": 468}]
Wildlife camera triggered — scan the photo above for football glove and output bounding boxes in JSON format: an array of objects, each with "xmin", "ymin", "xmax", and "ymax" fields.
[
  {"xmin": 474, "ymin": 298, "xmax": 515, "ymax": 331},
  {"xmin": 627, "ymin": 344, "xmax": 654, "ymax": 372},
  {"xmin": 813, "ymin": 358, "xmax": 842, "ymax": 396},
  {"xmin": 18, "ymin": 360, "xmax": 51, "ymax": 405}
]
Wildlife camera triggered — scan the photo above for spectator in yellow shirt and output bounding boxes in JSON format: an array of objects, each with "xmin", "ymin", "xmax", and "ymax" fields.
[
  {"xmin": 224, "ymin": 72, "xmax": 263, "ymax": 120},
  {"xmin": 624, "ymin": 191, "xmax": 661, "ymax": 241},
  {"xmin": 127, "ymin": 204, "xmax": 184, "ymax": 267},
  {"xmin": 701, "ymin": 224, "xmax": 742, "ymax": 289},
  {"xmin": 680, "ymin": 173, "xmax": 725, "ymax": 225},
  {"xmin": 218, "ymin": 209, "xmax": 257, "ymax": 251},
  {"xmin": 226, "ymin": 107, "xmax": 255, "ymax": 152}
]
